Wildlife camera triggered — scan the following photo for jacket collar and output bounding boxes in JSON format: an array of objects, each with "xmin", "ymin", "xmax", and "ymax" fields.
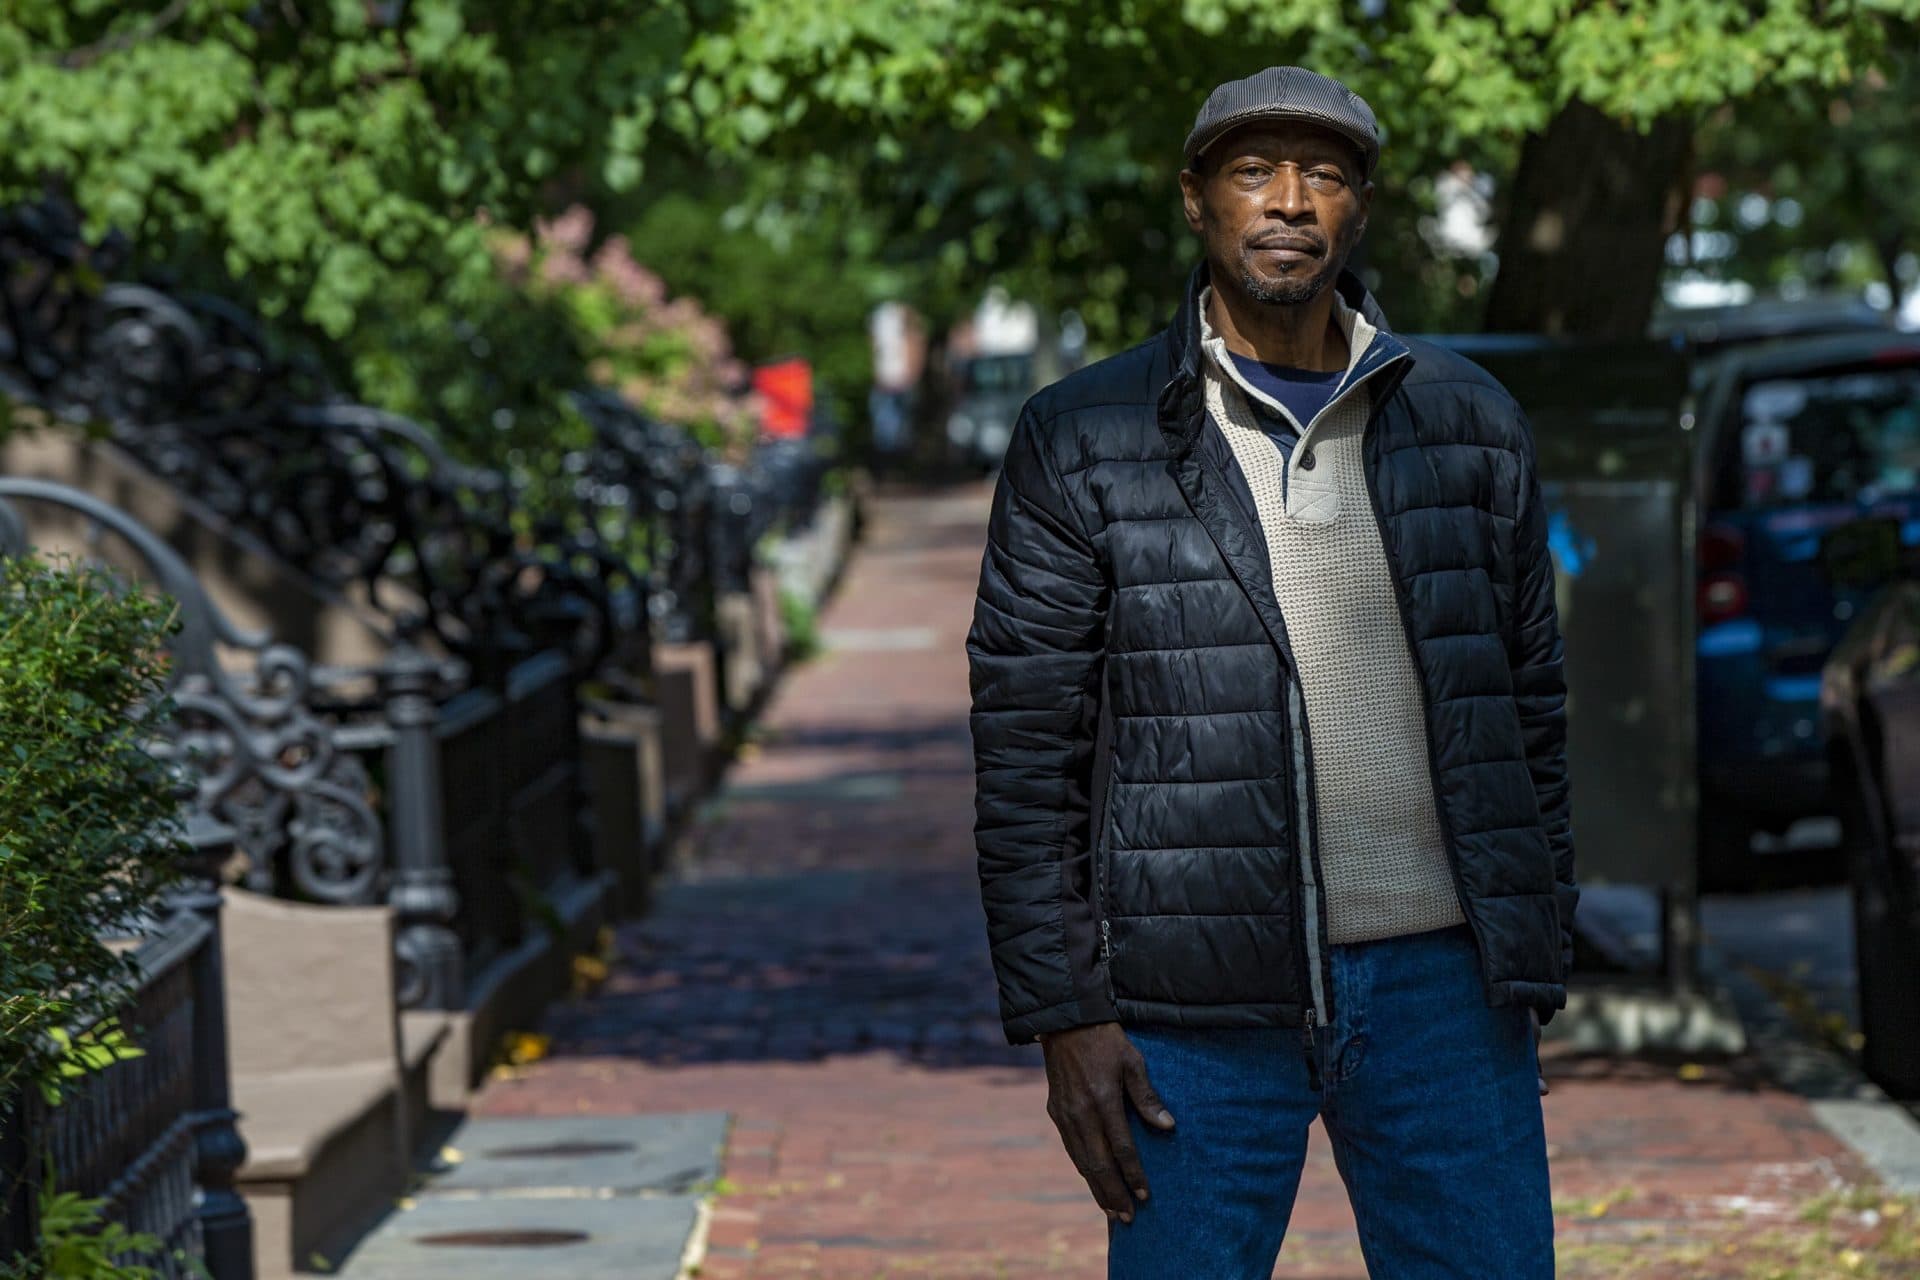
[{"xmin": 1157, "ymin": 259, "xmax": 1408, "ymax": 453}]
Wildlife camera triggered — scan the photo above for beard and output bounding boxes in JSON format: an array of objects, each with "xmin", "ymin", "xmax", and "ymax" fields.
[
  {"xmin": 1233, "ymin": 220, "xmax": 1364, "ymax": 306},
  {"xmin": 1237, "ymin": 256, "xmax": 1333, "ymax": 305}
]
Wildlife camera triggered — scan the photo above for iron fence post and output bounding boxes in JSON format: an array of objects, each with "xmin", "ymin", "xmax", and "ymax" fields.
[
  {"xmin": 380, "ymin": 642, "xmax": 465, "ymax": 1010},
  {"xmin": 177, "ymin": 814, "xmax": 253, "ymax": 1279}
]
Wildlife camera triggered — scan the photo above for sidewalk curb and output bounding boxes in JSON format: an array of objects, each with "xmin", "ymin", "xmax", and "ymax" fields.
[{"xmin": 1714, "ymin": 952, "xmax": 1920, "ymax": 1193}]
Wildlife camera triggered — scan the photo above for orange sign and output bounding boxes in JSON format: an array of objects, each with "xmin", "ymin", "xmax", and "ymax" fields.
[{"xmin": 755, "ymin": 358, "xmax": 814, "ymax": 439}]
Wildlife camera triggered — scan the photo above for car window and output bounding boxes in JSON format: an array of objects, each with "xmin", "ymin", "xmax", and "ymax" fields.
[
  {"xmin": 1729, "ymin": 365, "xmax": 1920, "ymax": 509},
  {"xmin": 965, "ymin": 356, "xmax": 1032, "ymax": 395}
]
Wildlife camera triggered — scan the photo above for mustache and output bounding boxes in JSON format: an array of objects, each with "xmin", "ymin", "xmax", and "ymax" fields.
[{"xmin": 1247, "ymin": 233, "xmax": 1326, "ymax": 255}]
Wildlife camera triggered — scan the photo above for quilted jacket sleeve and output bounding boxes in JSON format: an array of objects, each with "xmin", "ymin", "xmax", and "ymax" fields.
[
  {"xmin": 1509, "ymin": 411, "xmax": 1578, "ymax": 990},
  {"xmin": 967, "ymin": 404, "xmax": 1118, "ymax": 1045}
]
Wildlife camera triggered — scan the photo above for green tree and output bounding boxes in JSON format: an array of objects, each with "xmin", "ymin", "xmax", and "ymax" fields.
[
  {"xmin": 1690, "ymin": 49, "xmax": 1920, "ymax": 310},
  {"xmin": 611, "ymin": 153, "xmax": 976, "ymax": 425},
  {"xmin": 8, "ymin": 0, "xmax": 1917, "ymax": 443},
  {"xmin": 676, "ymin": 0, "xmax": 1920, "ymax": 338},
  {"xmin": 0, "ymin": 0, "xmax": 690, "ymax": 441}
]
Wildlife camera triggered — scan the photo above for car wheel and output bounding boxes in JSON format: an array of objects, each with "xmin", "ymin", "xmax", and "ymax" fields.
[{"xmin": 1697, "ymin": 808, "xmax": 1755, "ymax": 892}]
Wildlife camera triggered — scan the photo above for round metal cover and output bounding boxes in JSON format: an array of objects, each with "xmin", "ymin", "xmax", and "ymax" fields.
[{"xmin": 416, "ymin": 1229, "xmax": 590, "ymax": 1248}]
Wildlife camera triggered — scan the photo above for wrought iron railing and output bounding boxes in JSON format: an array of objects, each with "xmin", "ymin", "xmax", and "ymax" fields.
[{"xmin": 0, "ymin": 200, "xmax": 651, "ymax": 688}]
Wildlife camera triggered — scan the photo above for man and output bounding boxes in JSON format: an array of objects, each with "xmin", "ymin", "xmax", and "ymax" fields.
[{"xmin": 966, "ymin": 66, "xmax": 1574, "ymax": 1278}]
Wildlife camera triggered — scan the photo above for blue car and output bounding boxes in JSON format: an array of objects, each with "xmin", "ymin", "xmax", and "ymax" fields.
[{"xmin": 1691, "ymin": 333, "xmax": 1920, "ymax": 882}]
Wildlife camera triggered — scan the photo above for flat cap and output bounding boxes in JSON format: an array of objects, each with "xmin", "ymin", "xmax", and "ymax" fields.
[{"xmin": 1184, "ymin": 66, "xmax": 1380, "ymax": 179}]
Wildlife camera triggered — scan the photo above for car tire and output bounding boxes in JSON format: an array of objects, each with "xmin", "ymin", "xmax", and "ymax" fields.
[{"xmin": 1697, "ymin": 808, "xmax": 1755, "ymax": 892}]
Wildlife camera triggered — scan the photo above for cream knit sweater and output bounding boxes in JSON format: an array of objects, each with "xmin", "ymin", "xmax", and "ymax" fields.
[{"xmin": 1198, "ymin": 289, "xmax": 1465, "ymax": 944}]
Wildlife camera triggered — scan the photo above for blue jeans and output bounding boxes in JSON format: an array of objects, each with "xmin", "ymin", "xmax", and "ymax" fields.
[{"xmin": 1107, "ymin": 924, "xmax": 1553, "ymax": 1278}]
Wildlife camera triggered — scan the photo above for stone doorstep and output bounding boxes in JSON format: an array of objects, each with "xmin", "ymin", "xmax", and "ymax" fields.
[
  {"xmin": 421, "ymin": 869, "xmax": 617, "ymax": 1111},
  {"xmin": 235, "ymin": 1066, "xmax": 411, "ymax": 1280},
  {"xmin": 235, "ymin": 1064, "xmax": 402, "ymax": 1183},
  {"xmin": 332, "ymin": 1113, "xmax": 728, "ymax": 1280},
  {"xmin": 717, "ymin": 591, "xmax": 766, "ymax": 714}
]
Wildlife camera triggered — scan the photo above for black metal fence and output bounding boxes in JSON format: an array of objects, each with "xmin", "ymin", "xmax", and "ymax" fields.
[{"xmin": 0, "ymin": 193, "xmax": 838, "ymax": 1273}]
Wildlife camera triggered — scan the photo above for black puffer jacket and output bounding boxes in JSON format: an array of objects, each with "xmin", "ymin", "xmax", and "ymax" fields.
[{"xmin": 967, "ymin": 263, "xmax": 1576, "ymax": 1045}]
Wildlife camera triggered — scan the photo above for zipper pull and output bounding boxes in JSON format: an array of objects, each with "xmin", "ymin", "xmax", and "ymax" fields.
[
  {"xmin": 1100, "ymin": 919, "xmax": 1112, "ymax": 962},
  {"xmin": 1303, "ymin": 1006, "xmax": 1322, "ymax": 1091}
]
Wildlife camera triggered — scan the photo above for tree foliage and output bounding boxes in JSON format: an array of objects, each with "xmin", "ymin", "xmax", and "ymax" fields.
[
  {"xmin": 493, "ymin": 204, "xmax": 756, "ymax": 447},
  {"xmin": 0, "ymin": 0, "xmax": 694, "ymax": 440},
  {"xmin": 4, "ymin": 0, "xmax": 1917, "ymax": 423},
  {"xmin": 1692, "ymin": 47, "xmax": 1920, "ymax": 304},
  {"xmin": 676, "ymin": 0, "xmax": 1920, "ymax": 337},
  {"xmin": 0, "ymin": 1, "xmax": 685, "ymax": 337}
]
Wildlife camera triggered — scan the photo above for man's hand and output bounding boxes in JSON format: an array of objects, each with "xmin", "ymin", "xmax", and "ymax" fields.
[{"xmin": 1039, "ymin": 1022, "xmax": 1175, "ymax": 1224}]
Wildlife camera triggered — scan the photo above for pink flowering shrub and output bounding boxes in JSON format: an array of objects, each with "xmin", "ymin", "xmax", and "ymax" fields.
[{"xmin": 493, "ymin": 205, "xmax": 757, "ymax": 450}]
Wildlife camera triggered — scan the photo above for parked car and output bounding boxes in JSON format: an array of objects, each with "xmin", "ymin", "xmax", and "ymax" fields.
[
  {"xmin": 1691, "ymin": 332, "xmax": 1920, "ymax": 882},
  {"xmin": 1436, "ymin": 317, "xmax": 1920, "ymax": 891},
  {"xmin": 1649, "ymin": 294, "xmax": 1893, "ymax": 358},
  {"xmin": 946, "ymin": 351, "xmax": 1036, "ymax": 471}
]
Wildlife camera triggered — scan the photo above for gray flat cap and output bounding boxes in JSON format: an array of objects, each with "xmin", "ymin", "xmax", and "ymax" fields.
[{"xmin": 1184, "ymin": 66, "xmax": 1380, "ymax": 178}]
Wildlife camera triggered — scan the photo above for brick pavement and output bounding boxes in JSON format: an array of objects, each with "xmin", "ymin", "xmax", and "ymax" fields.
[{"xmin": 478, "ymin": 484, "xmax": 1912, "ymax": 1278}]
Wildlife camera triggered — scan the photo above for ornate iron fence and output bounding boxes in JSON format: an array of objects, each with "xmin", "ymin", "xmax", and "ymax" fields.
[
  {"xmin": 0, "ymin": 201, "xmax": 647, "ymax": 688},
  {"xmin": 0, "ymin": 479, "xmax": 385, "ymax": 909}
]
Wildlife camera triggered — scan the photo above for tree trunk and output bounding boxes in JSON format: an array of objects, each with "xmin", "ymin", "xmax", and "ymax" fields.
[{"xmin": 1482, "ymin": 101, "xmax": 1694, "ymax": 337}]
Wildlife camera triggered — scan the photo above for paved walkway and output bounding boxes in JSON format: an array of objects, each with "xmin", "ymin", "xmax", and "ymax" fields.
[{"xmin": 479, "ymin": 485, "xmax": 1916, "ymax": 1279}]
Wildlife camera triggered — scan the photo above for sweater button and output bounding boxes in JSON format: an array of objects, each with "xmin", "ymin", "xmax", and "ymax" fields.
[{"xmin": 1298, "ymin": 448, "xmax": 1316, "ymax": 471}]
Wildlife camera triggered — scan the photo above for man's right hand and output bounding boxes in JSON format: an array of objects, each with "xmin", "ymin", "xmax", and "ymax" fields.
[{"xmin": 1039, "ymin": 1022, "xmax": 1175, "ymax": 1224}]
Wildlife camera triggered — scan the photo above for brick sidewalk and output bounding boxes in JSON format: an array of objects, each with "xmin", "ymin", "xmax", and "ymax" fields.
[{"xmin": 478, "ymin": 485, "xmax": 1912, "ymax": 1279}]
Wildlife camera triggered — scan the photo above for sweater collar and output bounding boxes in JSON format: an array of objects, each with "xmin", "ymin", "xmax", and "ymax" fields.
[
  {"xmin": 1196, "ymin": 282, "xmax": 1380, "ymax": 426},
  {"xmin": 1158, "ymin": 259, "xmax": 1408, "ymax": 451}
]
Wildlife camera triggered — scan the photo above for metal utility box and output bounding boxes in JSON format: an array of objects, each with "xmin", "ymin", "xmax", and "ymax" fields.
[
  {"xmin": 1434, "ymin": 337, "xmax": 1705, "ymax": 995},
  {"xmin": 1444, "ymin": 339, "xmax": 1699, "ymax": 885}
]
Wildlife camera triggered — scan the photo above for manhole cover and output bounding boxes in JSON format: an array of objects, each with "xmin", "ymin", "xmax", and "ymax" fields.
[
  {"xmin": 482, "ymin": 1141, "xmax": 637, "ymax": 1159},
  {"xmin": 416, "ymin": 1229, "xmax": 590, "ymax": 1248}
]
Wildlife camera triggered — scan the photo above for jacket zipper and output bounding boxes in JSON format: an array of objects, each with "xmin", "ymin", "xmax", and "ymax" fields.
[
  {"xmin": 1277, "ymin": 354, "xmax": 1410, "ymax": 1030},
  {"xmin": 1175, "ymin": 309, "xmax": 1418, "ymax": 1034},
  {"xmin": 1234, "ymin": 351, "xmax": 1410, "ymax": 1032},
  {"xmin": 1092, "ymin": 664, "xmax": 1118, "ymax": 1001},
  {"xmin": 1287, "ymin": 675, "xmax": 1332, "ymax": 1028},
  {"xmin": 1356, "ymin": 361, "xmax": 1497, "ymax": 1000}
]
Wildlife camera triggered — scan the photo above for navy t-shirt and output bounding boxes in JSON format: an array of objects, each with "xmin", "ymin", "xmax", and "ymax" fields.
[{"xmin": 1227, "ymin": 352, "xmax": 1346, "ymax": 466}]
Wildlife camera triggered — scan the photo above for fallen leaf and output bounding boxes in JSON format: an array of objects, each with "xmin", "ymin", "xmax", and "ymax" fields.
[
  {"xmin": 505, "ymin": 1031, "xmax": 551, "ymax": 1065},
  {"xmin": 573, "ymin": 953, "xmax": 610, "ymax": 984}
]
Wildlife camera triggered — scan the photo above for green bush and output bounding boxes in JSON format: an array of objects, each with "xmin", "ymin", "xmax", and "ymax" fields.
[
  {"xmin": 0, "ymin": 1187, "xmax": 168, "ymax": 1280},
  {"xmin": 0, "ymin": 555, "xmax": 184, "ymax": 1110}
]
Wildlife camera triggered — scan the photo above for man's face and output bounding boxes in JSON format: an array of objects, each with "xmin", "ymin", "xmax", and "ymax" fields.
[{"xmin": 1179, "ymin": 121, "xmax": 1373, "ymax": 307}]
